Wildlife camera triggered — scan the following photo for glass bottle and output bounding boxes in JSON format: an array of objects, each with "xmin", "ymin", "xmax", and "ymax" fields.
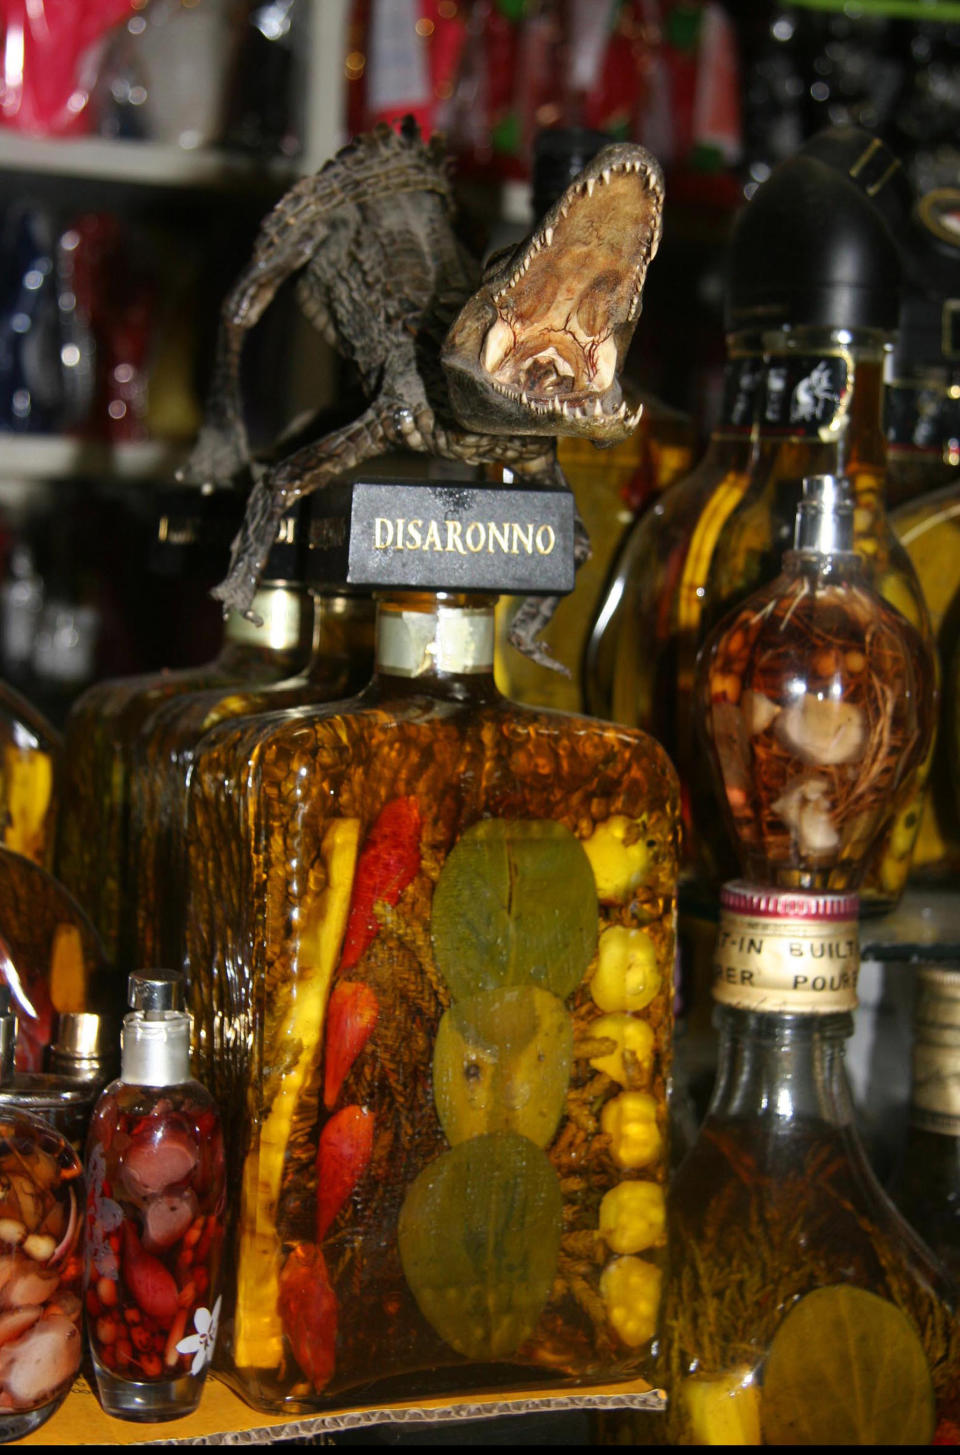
[
  {"xmin": 884, "ymin": 186, "xmax": 960, "ymax": 509},
  {"xmin": 890, "ymin": 965, "xmax": 960, "ymax": 1287},
  {"xmin": 181, "ymin": 573, "xmax": 679, "ymax": 1410},
  {"xmin": 493, "ymin": 127, "xmax": 697, "ymax": 712},
  {"xmin": 697, "ymin": 474, "xmax": 936, "ymax": 892},
  {"xmin": 0, "ymin": 986, "xmax": 85, "ymax": 1441},
  {"xmin": 0, "ymin": 678, "xmax": 61, "ymax": 871},
  {"xmin": 684, "ymin": 146, "xmax": 931, "ymax": 907},
  {"xmin": 55, "ymin": 500, "xmax": 315, "ymax": 968},
  {"xmin": 662, "ymin": 894, "xmax": 960, "ymax": 1446},
  {"xmin": 584, "ymin": 327, "xmax": 763, "ymax": 774},
  {"xmin": 0, "ymin": 844, "xmax": 112, "ymax": 1073},
  {"xmin": 128, "ymin": 587, "xmax": 374, "ymax": 973},
  {"xmin": 84, "ymin": 970, "xmax": 226, "ymax": 1422}
]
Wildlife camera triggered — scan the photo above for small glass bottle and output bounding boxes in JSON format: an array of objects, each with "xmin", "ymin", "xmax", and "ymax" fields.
[
  {"xmin": 180, "ymin": 479, "xmax": 680, "ymax": 1412},
  {"xmin": 0, "ymin": 987, "xmax": 85, "ymax": 1441},
  {"xmin": 662, "ymin": 896, "xmax": 960, "ymax": 1446},
  {"xmin": 84, "ymin": 970, "xmax": 225, "ymax": 1421},
  {"xmin": 0, "ymin": 679, "xmax": 60, "ymax": 871},
  {"xmin": 128, "ymin": 585, "xmax": 374, "ymax": 973},
  {"xmin": 697, "ymin": 474, "xmax": 936, "ymax": 892},
  {"xmin": 890, "ymin": 965, "xmax": 960, "ymax": 1287},
  {"xmin": 55, "ymin": 497, "xmax": 315, "ymax": 967}
]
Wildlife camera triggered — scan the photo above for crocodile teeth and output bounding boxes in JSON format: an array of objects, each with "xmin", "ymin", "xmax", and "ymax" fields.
[
  {"xmin": 586, "ymin": 177, "xmax": 595, "ymax": 197},
  {"xmin": 543, "ymin": 226, "xmax": 553, "ymax": 247},
  {"xmin": 593, "ymin": 398, "xmax": 604, "ymax": 417},
  {"xmin": 481, "ymin": 318, "xmax": 514, "ymax": 374}
]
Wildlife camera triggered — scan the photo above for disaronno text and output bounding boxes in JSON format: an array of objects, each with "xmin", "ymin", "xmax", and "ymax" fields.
[{"xmin": 373, "ymin": 517, "xmax": 557, "ymax": 557}]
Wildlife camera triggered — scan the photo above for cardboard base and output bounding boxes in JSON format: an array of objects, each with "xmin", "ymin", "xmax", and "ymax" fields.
[{"xmin": 14, "ymin": 1372, "xmax": 664, "ymax": 1445}]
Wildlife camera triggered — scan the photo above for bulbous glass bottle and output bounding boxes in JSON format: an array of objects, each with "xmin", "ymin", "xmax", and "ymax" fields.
[
  {"xmin": 697, "ymin": 475, "xmax": 936, "ymax": 892},
  {"xmin": 181, "ymin": 589, "xmax": 680, "ymax": 1412}
]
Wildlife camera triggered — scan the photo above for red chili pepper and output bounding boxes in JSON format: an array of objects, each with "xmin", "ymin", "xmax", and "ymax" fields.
[
  {"xmin": 278, "ymin": 1243, "xmax": 338, "ymax": 1393},
  {"xmin": 338, "ymin": 796, "xmax": 422, "ymax": 972},
  {"xmin": 323, "ymin": 981, "xmax": 379, "ymax": 1109},
  {"xmin": 316, "ymin": 1104, "xmax": 375, "ymax": 1241}
]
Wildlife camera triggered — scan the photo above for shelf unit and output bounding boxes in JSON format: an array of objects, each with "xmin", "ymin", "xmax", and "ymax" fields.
[{"xmin": 0, "ymin": 0, "xmax": 351, "ymax": 489}]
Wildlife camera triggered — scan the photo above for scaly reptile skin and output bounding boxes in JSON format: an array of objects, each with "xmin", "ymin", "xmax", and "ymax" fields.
[{"xmin": 180, "ymin": 119, "xmax": 663, "ymax": 670}]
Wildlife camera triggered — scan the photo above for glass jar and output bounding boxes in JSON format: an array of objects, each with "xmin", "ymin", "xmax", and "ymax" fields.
[{"xmin": 181, "ymin": 590, "xmax": 679, "ymax": 1411}]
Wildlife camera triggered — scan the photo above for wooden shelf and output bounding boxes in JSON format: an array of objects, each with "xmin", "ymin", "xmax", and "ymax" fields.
[{"xmin": 0, "ymin": 434, "xmax": 187, "ymax": 484}]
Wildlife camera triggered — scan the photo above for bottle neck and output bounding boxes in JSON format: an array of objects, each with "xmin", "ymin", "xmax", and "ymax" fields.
[
  {"xmin": 220, "ymin": 583, "xmax": 313, "ymax": 658},
  {"xmin": 756, "ymin": 325, "xmax": 891, "ymax": 477},
  {"xmin": 372, "ymin": 593, "xmax": 499, "ymax": 692},
  {"xmin": 712, "ymin": 330, "xmax": 766, "ymax": 443},
  {"xmin": 298, "ymin": 592, "xmax": 376, "ymax": 683},
  {"xmin": 707, "ymin": 1005, "xmax": 857, "ymax": 1128},
  {"xmin": 120, "ymin": 1011, "xmax": 192, "ymax": 1087}
]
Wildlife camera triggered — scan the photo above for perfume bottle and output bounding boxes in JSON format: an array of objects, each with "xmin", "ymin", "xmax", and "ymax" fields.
[
  {"xmin": 494, "ymin": 126, "xmax": 697, "ymax": 712},
  {"xmin": 84, "ymin": 970, "xmax": 225, "ymax": 1422},
  {"xmin": 0, "ymin": 679, "xmax": 60, "ymax": 871},
  {"xmin": 55, "ymin": 495, "xmax": 315, "ymax": 967},
  {"xmin": 0, "ymin": 987, "xmax": 85, "ymax": 1442},
  {"xmin": 890, "ymin": 966, "xmax": 960, "ymax": 1286},
  {"xmin": 128, "ymin": 585, "xmax": 374, "ymax": 972},
  {"xmin": 0, "ymin": 844, "xmax": 111, "ymax": 1073},
  {"xmin": 181, "ymin": 476, "xmax": 680, "ymax": 1411},
  {"xmin": 884, "ymin": 186, "xmax": 960, "ymax": 508},
  {"xmin": 696, "ymin": 474, "xmax": 936, "ymax": 892},
  {"xmin": 662, "ymin": 899, "xmax": 960, "ymax": 1446}
]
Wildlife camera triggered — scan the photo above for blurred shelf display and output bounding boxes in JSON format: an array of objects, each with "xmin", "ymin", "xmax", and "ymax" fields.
[{"xmin": 0, "ymin": 434, "xmax": 186, "ymax": 484}]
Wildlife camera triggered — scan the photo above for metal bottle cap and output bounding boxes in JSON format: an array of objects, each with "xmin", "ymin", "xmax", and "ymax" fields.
[
  {"xmin": 122, "ymin": 972, "xmax": 192, "ymax": 1087},
  {"xmin": 793, "ymin": 474, "xmax": 856, "ymax": 557},
  {"xmin": 128, "ymin": 971, "xmax": 183, "ymax": 1015}
]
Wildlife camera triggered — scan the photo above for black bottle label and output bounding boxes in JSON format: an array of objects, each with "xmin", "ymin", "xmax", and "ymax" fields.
[
  {"xmin": 308, "ymin": 479, "xmax": 576, "ymax": 595},
  {"xmin": 760, "ymin": 355, "xmax": 850, "ymax": 440},
  {"xmin": 885, "ymin": 382, "xmax": 960, "ymax": 454}
]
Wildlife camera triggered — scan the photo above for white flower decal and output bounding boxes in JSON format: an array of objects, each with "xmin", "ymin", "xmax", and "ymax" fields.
[{"xmin": 176, "ymin": 1296, "xmax": 221, "ymax": 1376}]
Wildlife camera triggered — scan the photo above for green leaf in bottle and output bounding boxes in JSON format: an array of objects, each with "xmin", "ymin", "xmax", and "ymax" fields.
[
  {"xmin": 397, "ymin": 1132, "xmax": 563, "ymax": 1359},
  {"xmin": 432, "ymin": 985, "xmax": 573, "ymax": 1148},
  {"xmin": 430, "ymin": 819, "xmax": 598, "ymax": 1001}
]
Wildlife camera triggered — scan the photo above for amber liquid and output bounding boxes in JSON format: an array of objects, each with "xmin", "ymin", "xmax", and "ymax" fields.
[
  {"xmin": 664, "ymin": 1115, "xmax": 960, "ymax": 1444},
  {"xmin": 496, "ymin": 404, "xmax": 697, "ymax": 711},
  {"xmin": 0, "ymin": 681, "xmax": 61, "ymax": 871},
  {"xmin": 56, "ymin": 595, "xmax": 312, "ymax": 966},
  {"xmin": 183, "ymin": 634, "xmax": 679, "ymax": 1409},
  {"xmin": 128, "ymin": 598, "xmax": 374, "ymax": 971}
]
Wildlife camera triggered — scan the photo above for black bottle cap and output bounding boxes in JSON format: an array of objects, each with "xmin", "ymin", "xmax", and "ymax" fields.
[
  {"xmin": 893, "ymin": 188, "xmax": 960, "ymax": 369},
  {"xmin": 726, "ymin": 138, "xmax": 905, "ymax": 333},
  {"xmin": 795, "ymin": 126, "xmax": 913, "ymax": 244},
  {"xmin": 151, "ymin": 487, "xmax": 310, "ymax": 587},
  {"xmin": 532, "ymin": 126, "xmax": 614, "ymax": 218}
]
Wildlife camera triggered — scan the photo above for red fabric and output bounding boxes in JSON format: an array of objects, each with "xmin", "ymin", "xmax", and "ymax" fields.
[{"xmin": 0, "ymin": 0, "xmax": 135, "ymax": 136}]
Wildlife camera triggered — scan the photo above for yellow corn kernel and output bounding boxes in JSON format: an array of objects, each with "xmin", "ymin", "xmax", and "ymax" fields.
[
  {"xmin": 582, "ymin": 816, "xmax": 651, "ymax": 902},
  {"xmin": 601, "ymin": 1091, "xmax": 662, "ymax": 1169},
  {"xmin": 591, "ymin": 926, "xmax": 661, "ymax": 1013},
  {"xmin": 599, "ymin": 1255, "xmax": 661, "ymax": 1347},
  {"xmin": 598, "ymin": 1180, "xmax": 665, "ymax": 1254},
  {"xmin": 588, "ymin": 1012, "xmax": 655, "ymax": 1086},
  {"xmin": 679, "ymin": 1369, "xmax": 762, "ymax": 1445}
]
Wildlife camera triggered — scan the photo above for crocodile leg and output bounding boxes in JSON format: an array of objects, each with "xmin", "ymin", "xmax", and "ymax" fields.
[
  {"xmin": 212, "ymin": 404, "xmax": 392, "ymax": 621},
  {"xmin": 506, "ymin": 503, "xmax": 591, "ymax": 675}
]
